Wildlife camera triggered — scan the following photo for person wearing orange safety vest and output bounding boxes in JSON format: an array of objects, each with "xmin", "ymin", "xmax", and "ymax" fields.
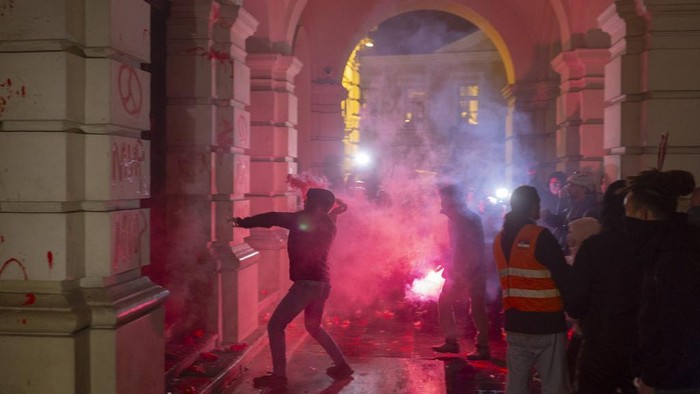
[{"xmin": 494, "ymin": 185, "xmax": 573, "ymax": 394}]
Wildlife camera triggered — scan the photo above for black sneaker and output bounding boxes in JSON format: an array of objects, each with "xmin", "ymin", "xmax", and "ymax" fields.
[
  {"xmin": 253, "ymin": 372, "xmax": 288, "ymax": 388},
  {"xmin": 326, "ymin": 363, "xmax": 354, "ymax": 380},
  {"xmin": 466, "ymin": 349, "xmax": 490, "ymax": 360},
  {"xmin": 432, "ymin": 341, "xmax": 460, "ymax": 353}
]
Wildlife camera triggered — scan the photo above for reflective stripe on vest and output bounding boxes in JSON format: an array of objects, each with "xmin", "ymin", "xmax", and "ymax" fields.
[{"xmin": 493, "ymin": 224, "xmax": 564, "ymax": 312}]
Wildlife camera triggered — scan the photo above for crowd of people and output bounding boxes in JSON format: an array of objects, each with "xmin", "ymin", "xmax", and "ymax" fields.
[{"xmin": 226, "ymin": 167, "xmax": 700, "ymax": 393}]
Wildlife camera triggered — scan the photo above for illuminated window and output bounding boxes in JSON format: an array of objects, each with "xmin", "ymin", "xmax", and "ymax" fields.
[
  {"xmin": 459, "ymin": 84, "xmax": 479, "ymax": 125},
  {"xmin": 403, "ymin": 87, "xmax": 424, "ymax": 127}
]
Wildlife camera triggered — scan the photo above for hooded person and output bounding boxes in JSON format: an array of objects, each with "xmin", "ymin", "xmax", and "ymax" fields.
[
  {"xmin": 567, "ymin": 180, "xmax": 640, "ymax": 394},
  {"xmin": 228, "ymin": 188, "xmax": 353, "ymax": 388},
  {"xmin": 623, "ymin": 169, "xmax": 700, "ymax": 393}
]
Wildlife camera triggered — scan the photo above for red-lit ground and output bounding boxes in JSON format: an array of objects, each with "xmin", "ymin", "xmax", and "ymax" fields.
[{"xmin": 220, "ymin": 301, "xmax": 543, "ymax": 393}]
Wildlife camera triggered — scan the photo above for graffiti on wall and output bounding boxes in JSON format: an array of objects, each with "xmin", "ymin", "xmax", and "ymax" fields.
[
  {"xmin": 0, "ymin": 257, "xmax": 28, "ymax": 280},
  {"xmin": 118, "ymin": 64, "xmax": 143, "ymax": 115},
  {"xmin": 112, "ymin": 210, "xmax": 147, "ymax": 271},
  {"xmin": 0, "ymin": 78, "xmax": 26, "ymax": 116},
  {"xmin": 111, "ymin": 139, "xmax": 149, "ymax": 196}
]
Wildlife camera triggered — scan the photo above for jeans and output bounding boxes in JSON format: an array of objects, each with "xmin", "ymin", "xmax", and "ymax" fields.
[
  {"xmin": 268, "ymin": 280, "xmax": 347, "ymax": 377},
  {"xmin": 506, "ymin": 331, "xmax": 569, "ymax": 394},
  {"xmin": 437, "ymin": 276, "xmax": 490, "ymax": 350}
]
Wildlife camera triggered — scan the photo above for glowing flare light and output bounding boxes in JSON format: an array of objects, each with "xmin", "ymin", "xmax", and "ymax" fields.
[{"xmin": 405, "ymin": 267, "xmax": 445, "ymax": 302}]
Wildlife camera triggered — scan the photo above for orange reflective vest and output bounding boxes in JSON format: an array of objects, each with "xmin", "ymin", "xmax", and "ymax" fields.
[{"xmin": 493, "ymin": 224, "xmax": 564, "ymax": 312}]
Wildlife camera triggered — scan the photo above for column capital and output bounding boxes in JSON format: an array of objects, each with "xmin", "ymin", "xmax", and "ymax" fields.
[
  {"xmin": 248, "ymin": 54, "xmax": 302, "ymax": 80},
  {"xmin": 212, "ymin": 5, "xmax": 259, "ymax": 50},
  {"xmin": 598, "ymin": 1, "xmax": 650, "ymax": 56},
  {"xmin": 551, "ymin": 48, "xmax": 610, "ymax": 81}
]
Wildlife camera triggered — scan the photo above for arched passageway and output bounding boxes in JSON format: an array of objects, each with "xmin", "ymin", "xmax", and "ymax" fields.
[{"xmin": 1, "ymin": 0, "xmax": 700, "ymax": 392}]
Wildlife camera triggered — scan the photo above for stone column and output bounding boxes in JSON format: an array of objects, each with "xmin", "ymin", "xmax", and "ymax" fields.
[
  {"xmin": 246, "ymin": 54, "xmax": 301, "ymax": 304},
  {"xmin": 599, "ymin": 0, "xmax": 700, "ymax": 180},
  {"xmin": 310, "ymin": 80, "xmax": 348, "ymax": 188},
  {"xmin": 167, "ymin": 1, "xmax": 259, "ymax": 344},
  {"xmin": 0, "ymin": 0, "xmax": 168, "ymax": 392},
  {"xmin": 551, "ymin": 49, "xmax": 609, "ymax": 179},
  {"xmin": 501, "ymin": 80, "xmax": 559, "ymax": 183}
]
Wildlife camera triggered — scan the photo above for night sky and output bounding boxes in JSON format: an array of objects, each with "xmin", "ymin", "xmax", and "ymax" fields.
[{"xmin": 368, "ymin": 11, "xmax": 478, "ymax": 56}]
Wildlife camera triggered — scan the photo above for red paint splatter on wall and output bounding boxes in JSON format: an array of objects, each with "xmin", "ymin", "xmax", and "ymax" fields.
[
  {"xmin": 209, "ymin": 2, "xmax": 220, "ymax": 25},
  {"xmin": 184, "ymin": 47, "xmax": 235, "ymax": 79},
  {"xmin": 0, "ymin": 77, "xmax": 27, "ymax": 116},
  {"xmin": 22, "ymin": 293, "xmax": 36, "ymax": 306},
  {"xmin": 0, "ymin": 235, "xmax": 4, "ymax": 243},
  {"xmin": 21, "ymin": 319, "xmax": 27, "ymax": 325},
  {"xmin": 0, "ymin": 258, "xmax": 29, "ymax": 280},
  {"xmin": 47, "ymin": 251, "xmax": 54, "ymax": 269}
]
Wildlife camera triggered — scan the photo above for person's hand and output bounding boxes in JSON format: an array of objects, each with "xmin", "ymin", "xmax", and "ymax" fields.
[
  {"xmin": 634, "ymin": 378, "xmax": 655, "ymax": 394},
  {"xmin": 227, "ymin": 217, "xmax": 241, "ymax": 227},
  {"xmin": 329, "ymin": 198, "xmax": 348, "ymax": 216}
]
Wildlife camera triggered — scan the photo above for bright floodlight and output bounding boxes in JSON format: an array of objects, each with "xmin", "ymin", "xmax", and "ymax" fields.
[
  {"xmin": 495, "ymin": 187, "xmax": 510, "ymax": 200},
  {"xmin": 364, "ymin": 41, "xmax": 374, "ymax": 48},
  {"xmin": 353, "ymin": 152, "xmax": 372, "ymax": 167}
]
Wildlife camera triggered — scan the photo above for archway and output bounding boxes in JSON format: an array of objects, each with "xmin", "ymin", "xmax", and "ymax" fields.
[{"xmin": 340, "ymin": 10, "xmax": 509, "ymax": 202}]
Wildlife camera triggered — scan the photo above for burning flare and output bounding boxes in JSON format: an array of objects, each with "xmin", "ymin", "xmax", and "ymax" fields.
[{"xmin": 405, "ymin": 266, "xmax": 445, "ymax": 302}]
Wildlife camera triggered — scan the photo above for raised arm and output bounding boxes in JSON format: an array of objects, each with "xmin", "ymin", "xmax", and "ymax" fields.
[{"xmin": 228, "ymin": 212, "xmax": 295, "ymax": 230}]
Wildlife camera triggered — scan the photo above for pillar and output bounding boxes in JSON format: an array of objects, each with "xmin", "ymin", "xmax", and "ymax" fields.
[
  {"xmin": 599, "ymin": 0, "xmax": 700, "ymax": 180},
  {"xmin": 310, "ymin": 80, "xmax": 348, "ymax": 188},
  {"xmin": 166, "ymin": 1, "xmax": 259, "ymax": 344},
  {"xmin": 0, "ymin": 0, "xmax": 168, "ymax": 392},
  {"xmin": 246, "ymin": 54, "xmax": 301, "ymax": 303},
  {"xmin": 551, "ymin": 49, "xmax": 609, "ymax": 180},
  {"xmin": 502, "ymin": 80, "xmax": 559, "ymax": 184}
]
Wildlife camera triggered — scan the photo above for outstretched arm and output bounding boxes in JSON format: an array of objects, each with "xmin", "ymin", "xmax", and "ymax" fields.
[{"xmin": 227, "ymin": 212, "xmax": 294, "ymax": 229}]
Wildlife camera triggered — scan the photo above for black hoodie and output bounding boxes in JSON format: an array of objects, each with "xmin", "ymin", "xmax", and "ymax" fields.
[{"xmin": 625, "ymin": 213, "xmax": 700, "ymax": 389}]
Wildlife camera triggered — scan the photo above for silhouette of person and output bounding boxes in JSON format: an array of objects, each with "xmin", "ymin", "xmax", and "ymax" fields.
[{"xmin": 228, "ymin": 188, "xmax": 353, "ymax": 389}]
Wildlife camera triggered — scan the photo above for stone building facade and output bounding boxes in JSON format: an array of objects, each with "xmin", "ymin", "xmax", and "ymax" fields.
[{"xmin": 0, "ymin": 0, "xmax": 699, "ymax": 391}]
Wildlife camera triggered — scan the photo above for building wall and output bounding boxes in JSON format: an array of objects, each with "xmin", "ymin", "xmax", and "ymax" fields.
[{"xmin": 1, "ymin": 0, "xmax": 699, "ymax": 391}]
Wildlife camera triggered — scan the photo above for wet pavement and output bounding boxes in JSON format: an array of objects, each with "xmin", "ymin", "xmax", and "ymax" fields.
[{"xmin": 221, "ymin": 302, "xmax": 543, "ymax": 393}]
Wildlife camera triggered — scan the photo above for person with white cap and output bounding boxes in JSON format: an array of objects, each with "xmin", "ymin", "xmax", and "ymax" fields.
[{"xmin": 543, "ymin": 172, "xmax": 601, "ymax": 253}]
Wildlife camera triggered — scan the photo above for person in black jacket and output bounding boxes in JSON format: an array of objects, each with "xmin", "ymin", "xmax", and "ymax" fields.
[
  {"xmin": 567, "ymin": 180, "xmax": 640, "ymax": 393},
  {"xmin": 623, "ymin": 169, "xmax": 700, "ymax": 394},
  {"xmin": 431, "ymin": 184, "xmax": 490, "ymax": 360},
  {"xmin": 228, "ymin": 188, "xmax": 352, "ymax": 388}
]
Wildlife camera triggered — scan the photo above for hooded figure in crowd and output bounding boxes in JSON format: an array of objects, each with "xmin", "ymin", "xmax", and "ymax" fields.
[{"xmin": 623, "ymin": 169, "xmax": 700, "ymax": 393}]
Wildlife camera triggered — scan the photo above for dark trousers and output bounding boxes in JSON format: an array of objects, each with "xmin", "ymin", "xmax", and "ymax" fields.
[{"xmin": 575, "ymin": 338, "xmax": 636, "ymax": 394}]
